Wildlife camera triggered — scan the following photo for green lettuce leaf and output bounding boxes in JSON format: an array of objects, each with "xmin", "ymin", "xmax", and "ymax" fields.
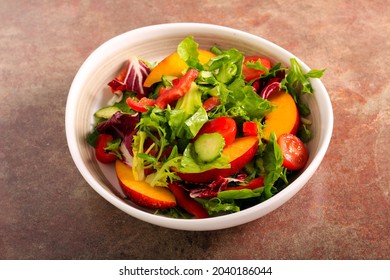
[
  {"xmin": 184, "ymin": 106, "xmax": 208, "ymax": 138},
  {"xmin": 166, "ymin": 83, "xmax": 209, "ymax": 139},
  {"xmin": 175, "ymin": 82, "xmax": 202, "ymax": 114},
  {"xmin": 224, "ymin": 84, "xmax": 272, "ymax": 120},
  {"xmin": 217, "ymin": 187, "xmax": 264, "ymax": 200},
  {"xmin": 178, "ymin": 143, "xmax": 230, "ymax": 173},
  {"xmin": 207, "ymin": 47, "xmax": 244, "ymax": 84},
  {"xmin": 177, "ymin": 36, "xmax": 203, "ymax": 70}
]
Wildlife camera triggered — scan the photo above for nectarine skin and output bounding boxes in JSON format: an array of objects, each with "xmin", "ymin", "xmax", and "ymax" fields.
[
  {"xmin": 177, "ymin": 136, "xmax": 259, "ymax": 183},
  {"xmin": 116, "ymin": 160, "xmax": 176, "ymax": 209}
]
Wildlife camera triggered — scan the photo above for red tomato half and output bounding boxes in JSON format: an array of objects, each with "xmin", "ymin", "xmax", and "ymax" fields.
[
  {"xmin": 194, "ymin": 117, "xmax": 237, "ymax": 146},
  {"xmin": 95, "ymin": 134, "xmax": 117, "ymax": 164},
  {"xmin": 277, "ymin": 134, "xmax": 309, "ymax": 170},
  {"xmin": 242, "ymin": 56, "xmax": 272, "ymax": 82}
]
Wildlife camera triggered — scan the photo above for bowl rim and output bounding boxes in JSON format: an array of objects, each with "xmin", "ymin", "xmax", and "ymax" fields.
[{"xmin": 65, "ymin": 22, "xmax": 333, "ymax": 231}]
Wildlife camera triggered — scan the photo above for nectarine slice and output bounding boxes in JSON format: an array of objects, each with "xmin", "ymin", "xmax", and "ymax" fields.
[
  {"xmin": 115, "ymin": 160, "xmax": 176, "ymax": 209},
  {"xmin": 262, "ymin": 91, "xmax": 300, "ymax": 141},
  {"xmin": 143, "ymin": 49, "xmax": 215, "ymax": 87},
  {"xmin": 177, "ymin": 136, "xmax": 259, "ymax": 183}
]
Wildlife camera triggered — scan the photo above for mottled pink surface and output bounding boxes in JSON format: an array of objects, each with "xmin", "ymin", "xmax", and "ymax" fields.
[{"xmin": 1, "ymin": 0, "xmax": 389, "ymax": 259}]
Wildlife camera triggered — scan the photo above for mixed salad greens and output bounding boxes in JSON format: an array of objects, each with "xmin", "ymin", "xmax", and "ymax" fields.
[{"xmin": 87, "ymin": 36, "xmax": 325, "ymax": 219}]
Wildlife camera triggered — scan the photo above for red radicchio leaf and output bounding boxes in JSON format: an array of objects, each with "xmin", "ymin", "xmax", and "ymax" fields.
[
  {"xmin": 124, "ymin": 57, "xmax": 150, "ymax": 96},
  {"xmin": 259, "ymin": 80, "xmax": 281, "ymax": 99},
  {"xmin": 257, "ymin": 70, "xmax": 286, "ymax": 99},
  {"xmin": 119, "ymin": 133, "xmax": 136, "ymax": 167},
  {"xmin": 107, "ymin": 79, "xmax": 125, "ymax": 93},
  {"xmin": 108, "ymin": 56, "xmax": 151, "ymax": 96},
  {"xmin": 96, "ymin": 111, "xmax": 139, "ymax": 140},
  {"xmin": 189, "ymin": 176, "xmax": 246, "ymax": 199}
]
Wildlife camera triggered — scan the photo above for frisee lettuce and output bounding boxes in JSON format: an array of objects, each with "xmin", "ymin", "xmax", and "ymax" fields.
[
  {"xmin": 145, "ymin": 156, "xmax": 182, "ymax": 187},
  {"xmin": 131, "ymin": 131, "xmax": 148, "ymax": 181},
  {"xmin": 262, "ymin": 132, "xmax": 288, "ymax": 199},
  {"xmin": 281, "ymin": 58, "xmax": 326, "ymax": 101},
  {"xmin": 104, "ymin": 138, "xmax": 122, "ymax": 160},
  {"xmin": 197, "ymin": 197, "xmax": 241, "ymax": 215}
]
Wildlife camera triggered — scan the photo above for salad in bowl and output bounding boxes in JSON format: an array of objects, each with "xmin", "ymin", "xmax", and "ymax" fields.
[{"xmin": 86, "ymin": 35, "xmax": 325, "ymax": 219}]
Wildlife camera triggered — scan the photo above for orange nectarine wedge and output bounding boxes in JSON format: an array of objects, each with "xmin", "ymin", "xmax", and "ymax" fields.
[
  {"xmin": 115, "ymin": 160, "xmax": 176, "ymax": 209},
  {"xmin": 262, "ymin": 91, "xmax": 300, "ymax": 141},
  {"xmin": 177, "ymin": 136, "xmax": 259, "ymax": 183},
  {"xmin": 143, "ymin": 49, "xmax": 215, "ymax": 87}
]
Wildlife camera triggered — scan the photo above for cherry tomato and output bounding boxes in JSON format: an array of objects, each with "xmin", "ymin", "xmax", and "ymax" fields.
[
  {"xmin": 277, "ymin": 134, "xmax": 309, "ymax": 170},
  {"xmin": 155, "ymin": 68, "xmax": 199, "ymax": 109},
  {"xmin": 95, "ymin": 134, "xmax": 117, "ymax": 164},
  {"xmin": 242, "ymin": 56, "xmax": 272, "ymax": 82},
  {"xmin": 195, "ymin": 116, "xmax": 237, "ymax": 146}
]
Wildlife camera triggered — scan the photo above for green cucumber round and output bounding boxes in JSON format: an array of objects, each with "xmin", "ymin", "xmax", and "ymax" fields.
[{"xmin": 194, "ymin": 133, "xmax": 225, "ymax": 163}]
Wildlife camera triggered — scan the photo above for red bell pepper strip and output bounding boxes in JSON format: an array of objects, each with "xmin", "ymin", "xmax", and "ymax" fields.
[
  {"xmin": 155, "ymin": 69, "xmax": 199, "ymax": 109},
  {"xmin": 202, "ymin": 96, "xmax": 221, "ymax": 111},
  {"xmin": 242, "ymin": 121, "xmax": 258, "ymax": 137},
  {"xmin": 95, "ymin": 134, "xmax": 117, "ymax": 164},
  {"xmin": 126, "ymin": 97, "xmax": 156, "ymax": 112},
  {"xmin": 245, "ymin": 176, "xmax": 265, "ymax": 189},
  {"xmin": 168, "ymin": 182, "xmax": 209, "ymax": 219},
  {"xmin": 228, "ymin": 176, "xmax": 264, "ymax": 191}
]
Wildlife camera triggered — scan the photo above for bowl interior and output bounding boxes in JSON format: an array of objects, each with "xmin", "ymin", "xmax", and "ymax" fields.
[{"xmin": 66, "ymin": 23, "xmax": 333, "ymax": 231}]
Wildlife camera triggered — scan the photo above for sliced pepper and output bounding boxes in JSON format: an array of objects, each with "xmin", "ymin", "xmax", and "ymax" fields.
[
  {"xmin": 168, "ymin": 182, "xmax": 209, "ymax": 219},
  {"xmin": 202, "ymin": 96, "xmax": 221, "ymax": 111},
  {"xmin": 229, "ymin": 176, "xmax": 265, "ymax": 191},
  {"xmin": 242, "ymin": 121, "xmax": 258, "ymax": 137},
  {"xmin": 155, "ymin": 69, "xmax": 199, "ymax": 109},
  {"xmin": 126, "ymin": 97, "xmax": 156, "ymax": 113},
  {"xmin": 95, "ymin": 134, "xmax": 117, "ymax": 163}
]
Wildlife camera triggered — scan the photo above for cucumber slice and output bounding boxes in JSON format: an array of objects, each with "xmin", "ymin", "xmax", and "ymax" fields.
[
  {"xmin": 194, "ymin": 133, "xmax": 225, "ymax": 163},
  {"xmin": 94, "ymin": 106, "xmax": 121, "ymax": 119}
]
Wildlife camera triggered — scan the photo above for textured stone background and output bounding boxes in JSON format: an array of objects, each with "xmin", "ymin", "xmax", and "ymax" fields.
[{"xmin": 1, "ymin": 0, "xmax": 389, "ymax": 259}]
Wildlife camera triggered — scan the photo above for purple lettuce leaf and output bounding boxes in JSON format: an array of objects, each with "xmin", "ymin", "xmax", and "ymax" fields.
[{"xmin": 96, "ymin": 111, "xmax": 139, "ymax": 140}]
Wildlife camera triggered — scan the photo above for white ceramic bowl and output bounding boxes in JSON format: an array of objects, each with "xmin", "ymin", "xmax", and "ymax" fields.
[{"xmin": 66, "ymin": 23, "xmax": 333, "ymax": 231}]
